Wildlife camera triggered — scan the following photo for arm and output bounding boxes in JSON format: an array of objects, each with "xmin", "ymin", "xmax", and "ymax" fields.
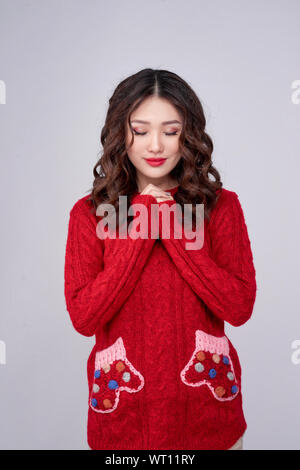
[
  {"xmin": 159, "ymin": 190, "xmax": 257, "ymax": 327},
  {"xmin": 64, "ymin": 194, "xmax": 158, "ymax": 337}
]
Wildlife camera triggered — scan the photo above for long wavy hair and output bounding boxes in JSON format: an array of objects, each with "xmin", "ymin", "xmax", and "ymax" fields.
[{"xmin": 86, "ymin": 68, "xmax": 223, "ymax": 227}]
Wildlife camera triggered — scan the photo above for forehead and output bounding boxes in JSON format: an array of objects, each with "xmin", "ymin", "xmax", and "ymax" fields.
[{"xmin": 130, "ymin": 96, "xmax": 182, "ymax": 123}]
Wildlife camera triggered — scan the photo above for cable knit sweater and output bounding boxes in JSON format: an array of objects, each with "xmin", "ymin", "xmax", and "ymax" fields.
[{"xmin": 64, "ymin": 185, "xmax": 257, "ymax": 450}]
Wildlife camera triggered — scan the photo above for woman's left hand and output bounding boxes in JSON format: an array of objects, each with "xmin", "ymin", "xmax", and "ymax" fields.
[{"xmin": 140, "ymin": 183, "xmax": 174, "ymax": 203}]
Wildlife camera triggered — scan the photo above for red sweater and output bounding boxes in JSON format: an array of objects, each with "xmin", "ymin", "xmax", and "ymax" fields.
[{"xmin": 64, "ymin": 185, "xmax": 257, "ymax": 450}]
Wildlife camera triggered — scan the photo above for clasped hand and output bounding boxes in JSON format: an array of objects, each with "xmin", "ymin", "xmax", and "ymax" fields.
[{"xmin": 139, "ymin": 184, "xmax": 175, "ymax": 203}]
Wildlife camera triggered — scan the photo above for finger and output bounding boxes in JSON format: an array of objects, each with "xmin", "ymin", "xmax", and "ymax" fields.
[
  {"xmin": 141, "ymin": 188, "xmax": 171, "ymax": 197},
  {"xmin": 141, "ymin": 184, "xmax": 172, "ymax": 195}
]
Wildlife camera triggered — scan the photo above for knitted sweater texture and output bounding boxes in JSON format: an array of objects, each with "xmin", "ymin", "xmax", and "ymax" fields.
[{"xmin": 64, "ymin": 185, "xmax": 257, "ymax": 450}]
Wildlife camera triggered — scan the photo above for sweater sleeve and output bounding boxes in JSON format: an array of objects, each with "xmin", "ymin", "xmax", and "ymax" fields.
[
  {"xmin": 64, "ymin": 194, "xmax": 158, "ymax": 337},
  {"xmin": 159, "ymin": 190, "xmax": 257, "ymax": 327}
]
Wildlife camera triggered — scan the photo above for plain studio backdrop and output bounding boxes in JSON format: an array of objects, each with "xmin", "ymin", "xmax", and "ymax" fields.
[{"xmin": 0, "ymin": 0, "xmax": 299, "ymax": 450}]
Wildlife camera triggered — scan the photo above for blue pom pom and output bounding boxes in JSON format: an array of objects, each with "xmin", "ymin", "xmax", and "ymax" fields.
[
  {"xmin": 94, "ymin": 369, "xmax": 101, "ymax": 379},
  {"xmin": 108, "ymin": 379, "xmax": 119, "ymax": 390},
  {"xmin": 209, "ymin": 368, "xmax": 217, "ymax": 379},
  {"xmin": 231, "ymin": 385, "xmax": 238, "ymax": 394},
  {"xmin": 223, "ymin": 356, "xmax": 229, "ymax": 365},
  {"xmin": 91, "ymin": 398, "xmax": 98, "ymax": 407}
]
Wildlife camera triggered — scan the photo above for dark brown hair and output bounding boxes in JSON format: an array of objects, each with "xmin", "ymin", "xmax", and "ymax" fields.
[{"xmin": 86, "ymin": 68, "xmax": 223, "ymax": 226}]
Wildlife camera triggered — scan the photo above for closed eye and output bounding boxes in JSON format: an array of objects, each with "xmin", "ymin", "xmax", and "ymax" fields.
[{"xmin": 132, "ymin": 130, "xmax": 178, "ymax": 136}]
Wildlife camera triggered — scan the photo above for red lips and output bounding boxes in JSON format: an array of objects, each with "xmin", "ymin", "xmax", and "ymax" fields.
[{"xmin": 145, "ymin": 158, "xmax": 167, "ymax": 167}]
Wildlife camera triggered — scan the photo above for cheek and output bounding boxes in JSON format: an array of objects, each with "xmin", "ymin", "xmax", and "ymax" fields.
[
  {"xmin": 168, "ymin": 139, "xmax": 180, "ymax": 154},
  {"xmin": 127, "ymin": 140, "xmax": 144, "ymax": 158},
  {"xmin": 126, "ymin": 142, "xmax": 144, "ymax": 166}
]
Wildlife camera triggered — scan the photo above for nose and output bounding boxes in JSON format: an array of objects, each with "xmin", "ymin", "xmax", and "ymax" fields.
[{"xmin": 147, "ymin": 132, "xmax": 163, "ymax": 154}]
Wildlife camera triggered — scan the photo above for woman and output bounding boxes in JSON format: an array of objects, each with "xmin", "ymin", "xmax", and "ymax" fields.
[{"xmin": 64, "ymin": 68, "xmax": 257, "ymax": 450}]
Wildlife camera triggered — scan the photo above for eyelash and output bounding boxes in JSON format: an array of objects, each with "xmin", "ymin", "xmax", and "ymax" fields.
[{"xmin": 132, "ymin": 130, "xmax": 178, "ymax": 136}]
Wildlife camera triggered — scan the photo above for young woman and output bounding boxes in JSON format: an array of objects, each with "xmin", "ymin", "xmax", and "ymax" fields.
[{"xmin": 64, "ymin": 68, "xmax": 257, "ymax": 450}]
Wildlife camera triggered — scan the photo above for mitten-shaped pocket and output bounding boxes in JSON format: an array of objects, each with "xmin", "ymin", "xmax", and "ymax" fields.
[
  {"xmin": 89, "ymin": 337, "xmax": 145, "ymax": 413},
  {"xmin": 180, "ymin": 330, "xmax": 240, "ymax": 401}
]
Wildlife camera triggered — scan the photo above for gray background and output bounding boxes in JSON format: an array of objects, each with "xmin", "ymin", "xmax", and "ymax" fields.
[{"xmin": 0, "ymin": 0, "xmax": 299, "ymax": 450}]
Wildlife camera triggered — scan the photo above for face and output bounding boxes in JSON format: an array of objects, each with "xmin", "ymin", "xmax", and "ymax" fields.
[{"xmin": 125, "ymin": 95, "xmax": 182, "ymax": 191}]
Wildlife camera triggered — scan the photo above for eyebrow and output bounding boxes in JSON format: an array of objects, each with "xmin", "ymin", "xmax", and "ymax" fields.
[{"xmin": 130, "ymin": 119, "xmax": 182, "ymax": 125}]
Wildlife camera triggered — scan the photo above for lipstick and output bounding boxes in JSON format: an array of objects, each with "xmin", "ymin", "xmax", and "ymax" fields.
[{"xmin": 145, "ymin": 158, "xmax": 167, "ymax": 167}]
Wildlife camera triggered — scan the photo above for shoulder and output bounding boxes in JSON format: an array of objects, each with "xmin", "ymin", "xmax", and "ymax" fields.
[
  {"xmin": 209, "ymin": 187, "xmax": 244, "ymax": 228},
  {"xmin": 69, "ymin": 193, "xmax": 94, "ymax": 214},
  {"xmin": 213, "ymin": 187, "xmax": 240, "ymax": 212},
  {"xmin": 68, "ymin": 193, "xmax": 98, "ymax": 226}
]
